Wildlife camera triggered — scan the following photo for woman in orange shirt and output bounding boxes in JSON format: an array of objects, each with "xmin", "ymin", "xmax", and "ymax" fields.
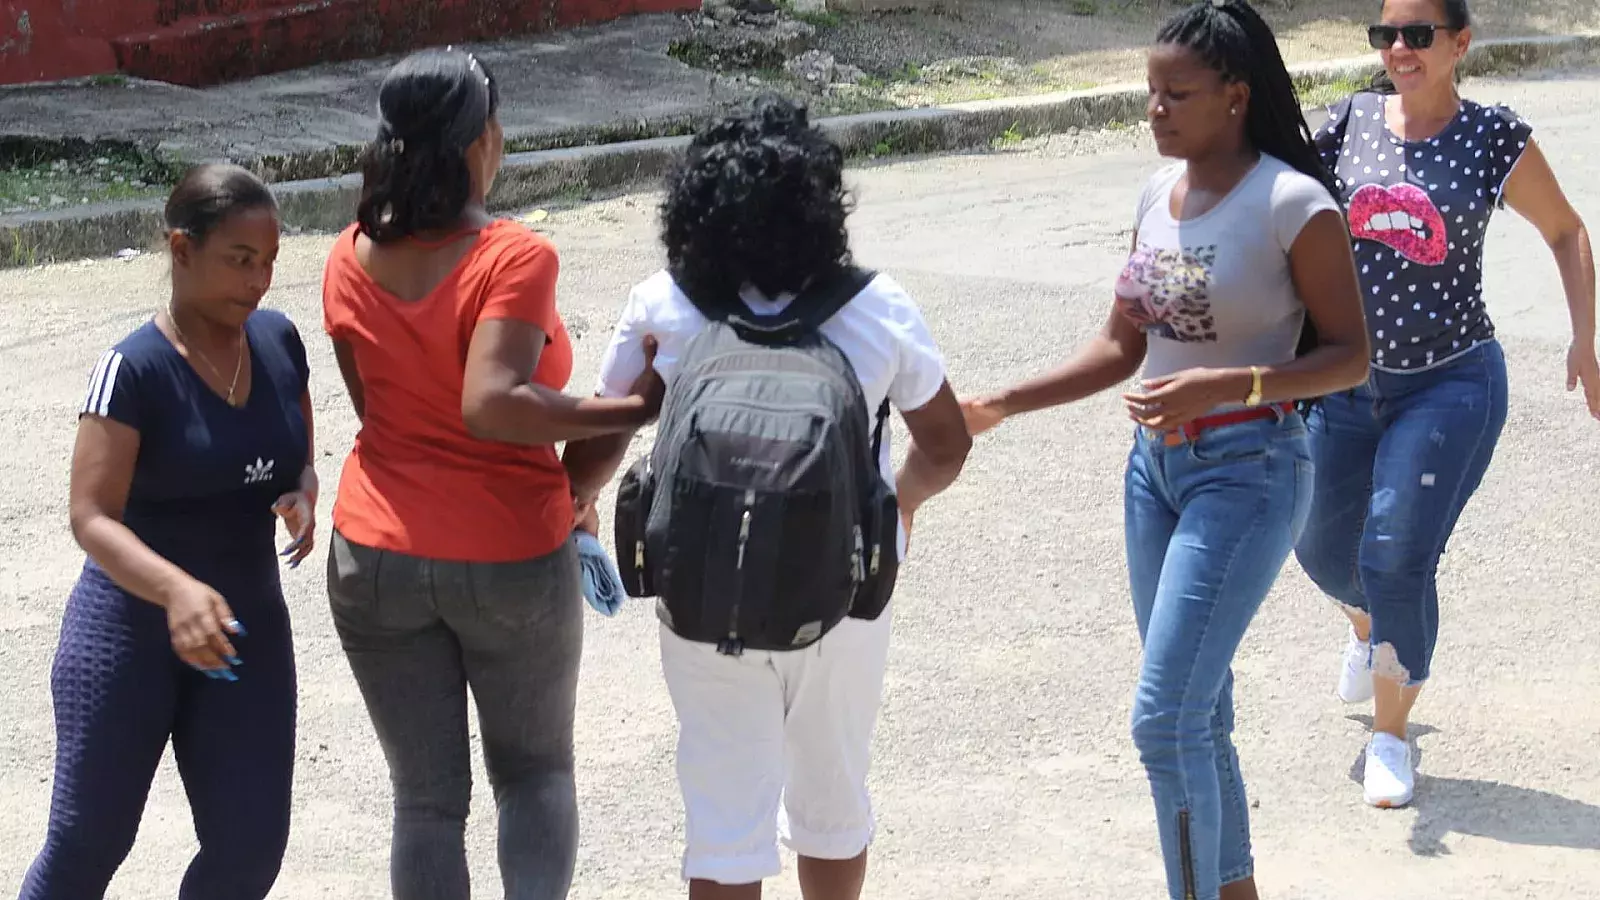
[{"xmin": 320, "ymin": 48, "xmax": 660, "ymax": 900}]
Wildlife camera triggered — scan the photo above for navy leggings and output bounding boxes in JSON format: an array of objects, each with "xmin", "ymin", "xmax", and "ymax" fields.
[{"xmin": 19, "ymin": 563, "xmax": 297, "ymax": 900}]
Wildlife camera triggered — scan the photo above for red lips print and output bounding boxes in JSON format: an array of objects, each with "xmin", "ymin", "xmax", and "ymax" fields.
[{"xmin": 1348, "ymin": 183, "xmax": 1449, "ymax": 267}]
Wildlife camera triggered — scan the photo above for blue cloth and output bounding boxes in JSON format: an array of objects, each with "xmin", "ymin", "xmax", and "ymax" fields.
[
  {"xmin": 574, "ymin": 529, "xmax": 625, "ymax": 617},
  {"xmin": 1295, "ymin": 341, "xmax": 1508, "ymax": 685},
  {"xmin": 1124, "ymin": 412, "xmax": 1312, "ymax": 900}
]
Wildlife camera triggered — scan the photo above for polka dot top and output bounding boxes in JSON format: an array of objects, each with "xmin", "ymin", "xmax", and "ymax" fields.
[{"xmin": 1313, "ymin": 91, "xmax": 1532, "ymax": 373}]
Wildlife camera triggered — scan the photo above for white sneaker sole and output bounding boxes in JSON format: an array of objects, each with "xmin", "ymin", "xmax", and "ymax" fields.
[{"xmin": 1364, "ymin": 787, "xmax": 1414, "ymax": 809}]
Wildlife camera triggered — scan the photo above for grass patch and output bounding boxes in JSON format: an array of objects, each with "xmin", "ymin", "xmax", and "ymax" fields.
[
  {"xmin": 775, "ymin": 0, "xmax": 842, "ymax": 28},
  {"xmin": 1297, "ymin": 73, "xmax": 1371, "ymax": 110},
  {"xmin": 0, "ymin": 139, "xmax": 175, "ymax": 214},
  {"xmin": 991, "ymin": 121, "xmax": 1026, "ymax": 150}
]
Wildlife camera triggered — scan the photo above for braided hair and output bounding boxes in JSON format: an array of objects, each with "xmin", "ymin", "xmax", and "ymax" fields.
[{"xmin": 1157, "ymin": 0, "xmax": 1339, "ymax": 202}]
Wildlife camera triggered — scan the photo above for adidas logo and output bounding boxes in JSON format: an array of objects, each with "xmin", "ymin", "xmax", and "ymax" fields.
[{"xmin": 244, "ymin": 458, "xmax": 276, "ymax": 485}]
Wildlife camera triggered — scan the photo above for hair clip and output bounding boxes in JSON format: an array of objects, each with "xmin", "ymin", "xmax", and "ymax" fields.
[
  {"xmin": 1212, "ymin": 0, "xmax": 1226, "ymax": 6},
  {"xmin": 388, "ymin": 138, "xmax": 406, "ymax": 155}
]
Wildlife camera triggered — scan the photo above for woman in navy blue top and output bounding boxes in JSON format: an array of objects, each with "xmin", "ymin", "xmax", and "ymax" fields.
[{"xmin": 19, "ymin": 164, "xmax": 317, "ymax": 900}]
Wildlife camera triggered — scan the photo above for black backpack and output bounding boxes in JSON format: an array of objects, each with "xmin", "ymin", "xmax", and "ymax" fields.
[{"xmin": 613, "ymin": 266, "xmax": 900, "ymax": 656}]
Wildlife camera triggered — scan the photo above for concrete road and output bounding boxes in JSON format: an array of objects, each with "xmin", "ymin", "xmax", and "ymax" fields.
[{"xmin": 3, "ymin": 66, "xmax": 1599, "ymax": 900}]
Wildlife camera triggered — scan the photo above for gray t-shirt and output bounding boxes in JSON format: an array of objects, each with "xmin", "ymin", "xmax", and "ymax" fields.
[{"xmin": 1115, "ymin": 155, "xmax": 1341, "ymax": 406}]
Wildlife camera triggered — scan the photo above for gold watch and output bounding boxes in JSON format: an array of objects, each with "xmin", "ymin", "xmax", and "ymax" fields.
[{"xmin": 1244, "ymin": 366, "xmax": 1263, "ymax": 407}]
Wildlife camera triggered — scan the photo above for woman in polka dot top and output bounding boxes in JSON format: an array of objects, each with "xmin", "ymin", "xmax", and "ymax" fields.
[{"xmin": 1295, "ymin": 0, "xmax": 1598, "ymax": 811}]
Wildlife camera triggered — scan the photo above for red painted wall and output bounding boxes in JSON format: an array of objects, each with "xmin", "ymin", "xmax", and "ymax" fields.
[{"xmin": 0, "ymin": 0, "xmax": 698, "ymax": 86}]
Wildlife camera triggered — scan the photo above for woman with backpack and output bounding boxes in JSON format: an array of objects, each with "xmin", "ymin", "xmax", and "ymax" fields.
[
  {"xmin": 1296, "ymin": 0, "xmax": 1597, "ymax": 810},
  {"xmin": 962, "ymin": 2, "xmax": 1370, "ymax": 898},
  {"xmin": 562, "ymin": 96, "xmax": 972, "ymax": 900},
  {"xmin": 319, "ymin": 48, "xmax": 662, "ymax": 899}
]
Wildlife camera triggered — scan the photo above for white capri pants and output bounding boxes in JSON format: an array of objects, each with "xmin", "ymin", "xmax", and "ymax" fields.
[{"xmin": 659, "ymin": 607, "xmax": 895, "ymax": 885}]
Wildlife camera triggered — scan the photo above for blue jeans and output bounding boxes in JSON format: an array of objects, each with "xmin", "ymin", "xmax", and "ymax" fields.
[
  {"xmin": 1294, "ymin": 341, "xmax": 1508, "ymax": 685},
  {"xmin": 1125, "ymin": 412, "xmax": 1312, "ymax": 900}
]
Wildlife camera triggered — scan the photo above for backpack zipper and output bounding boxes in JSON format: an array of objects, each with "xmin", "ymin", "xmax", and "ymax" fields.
[
  {"xmin": 634, "ymin": 456, "xmax": 652, "ymax": 573},
  {"xmin": 737, "ymin": 495, "xmax": 753, "ymax": 569},
  {"xmin": 720, "ymin": 490, "xmax": 755, "ymax": 657}
]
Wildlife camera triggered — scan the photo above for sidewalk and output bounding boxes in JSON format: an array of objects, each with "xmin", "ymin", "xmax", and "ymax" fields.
[{"xmin": 0, "ymin": 15, "xmax": 735, "ymax": 181}]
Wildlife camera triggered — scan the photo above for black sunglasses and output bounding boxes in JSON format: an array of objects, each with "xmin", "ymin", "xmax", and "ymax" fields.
[{"xmin": 1368, "ymin": 24, "xmax": 1441, "ymax": 51}]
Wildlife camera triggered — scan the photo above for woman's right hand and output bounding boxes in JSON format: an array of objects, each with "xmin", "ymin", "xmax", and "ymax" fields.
[{"xmin": 164, "ymin": 579, "xmax": 242, "ymax": 679}]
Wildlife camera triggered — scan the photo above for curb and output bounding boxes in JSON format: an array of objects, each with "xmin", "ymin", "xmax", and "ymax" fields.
[{"xmin": 4, "ymin": 33, "xmax": 1596, "ymax": 270}]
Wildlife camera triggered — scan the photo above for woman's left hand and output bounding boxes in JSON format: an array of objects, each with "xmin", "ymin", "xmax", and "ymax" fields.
[
  {"xmin": 273, "ymin": 490, "xmax": 316, "ymax": 568},
  {"xmin": 1123, "ymin": 367, "xmax": 1244, "ymax": 431},
  {"xmin": 1566, "ymin": 341, "xmax": 1600, "ymax": 420}
]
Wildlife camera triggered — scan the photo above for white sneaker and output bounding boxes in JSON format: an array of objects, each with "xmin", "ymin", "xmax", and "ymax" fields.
[
  {"xmin": 1337, "ymin": 628, "xmax": 1374, "ymax": 704},
  {"xmin": 1364, "ymin": 733, "xmax": 1415, "ymax": 809}
]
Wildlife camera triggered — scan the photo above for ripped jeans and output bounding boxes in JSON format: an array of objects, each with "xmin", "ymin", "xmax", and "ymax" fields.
[
  {"xmin": 1295, "ymin": 340, "xmax": 1508, "ymax": 685},
  {"xmin": 1125, "ymin": 412, "xmax": 1313, "ymax": 900}
]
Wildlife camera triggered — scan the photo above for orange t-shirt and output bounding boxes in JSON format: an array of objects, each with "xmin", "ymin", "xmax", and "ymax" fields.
[{"xmin": 322, "ymin": 219, "xmax": 575, "ymax": 563}]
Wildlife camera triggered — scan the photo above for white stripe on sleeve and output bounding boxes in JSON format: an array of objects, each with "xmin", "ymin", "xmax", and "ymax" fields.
[
  {"xmin": 96, "ymin": 352, "xmax": 125, "ymax": 418},
  {"xmin": 83, "ymin": 350, "xmax": 116, "ymax": 416}
]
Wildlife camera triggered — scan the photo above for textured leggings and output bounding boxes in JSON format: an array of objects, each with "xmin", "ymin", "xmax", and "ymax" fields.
[{"xmin": 19, "ymin": 564, "xmax": 297, "ymax": 900}]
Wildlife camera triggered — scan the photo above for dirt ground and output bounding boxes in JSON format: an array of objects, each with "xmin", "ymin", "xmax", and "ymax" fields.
[
  {"xmin": 805, "ymin": 0, "xmax": 1600, "ymax": 108},
  {"xmin": 1, "ymin": 61, "xmax": 1598, "ymax": 900}
]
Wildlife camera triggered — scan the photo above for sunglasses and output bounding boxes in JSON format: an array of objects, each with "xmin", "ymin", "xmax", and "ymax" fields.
[{"xmin": 1367, "ymin": 23, "xmax": 1443, "ymax": 51}]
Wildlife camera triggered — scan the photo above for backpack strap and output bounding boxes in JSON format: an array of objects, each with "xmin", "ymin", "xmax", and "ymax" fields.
[
  {"xmin": 718, "ymin": 266, "xmax": 879, "ymax": 346},
  {"xmin": 869, "ymin": 396, "xmax": 890, "ymax": 466}
]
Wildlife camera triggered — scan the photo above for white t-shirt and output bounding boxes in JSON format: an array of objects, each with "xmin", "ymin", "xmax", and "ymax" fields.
[
  {"xmin": 595, "ymin": 269, "xmax": 948, "ymax": 488},
  {"xmin": 1119, "ymin": 154, "xmax": 1341, "ymax": 395}
]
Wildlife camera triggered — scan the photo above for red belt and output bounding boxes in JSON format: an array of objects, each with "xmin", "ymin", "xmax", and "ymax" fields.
[{"xmin": 1153, "ymin": 402, "xmax": 1294, "ymax": 447}]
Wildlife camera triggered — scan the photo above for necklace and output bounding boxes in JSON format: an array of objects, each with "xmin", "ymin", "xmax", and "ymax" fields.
[{"xmin": 167, "ymin": 307, "xmax": 246, "ymax": 407}]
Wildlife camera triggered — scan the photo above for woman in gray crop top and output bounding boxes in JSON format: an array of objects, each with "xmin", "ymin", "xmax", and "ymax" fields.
[
  {"xmin": 963, "ymin": 3, "xmax": 1369, "ymax": 898},
  {"xmin": 1294, "ymin": 0, "xmax": 1598, "ymax": 812}
]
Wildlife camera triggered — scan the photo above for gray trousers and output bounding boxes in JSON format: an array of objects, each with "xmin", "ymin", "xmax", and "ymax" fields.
[{"xmin": 328, "ymin": 530, "xmax": 582, "ymax": 900}]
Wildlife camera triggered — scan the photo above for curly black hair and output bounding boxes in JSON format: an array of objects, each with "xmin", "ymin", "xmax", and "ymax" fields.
[{"xmin": 661, "ymin": 96, "xmax": 853, "ymax": 310}]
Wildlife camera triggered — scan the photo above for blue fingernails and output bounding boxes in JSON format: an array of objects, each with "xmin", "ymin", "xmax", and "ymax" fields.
[
  {"xmin": 225, "ymin": 619, "xmax": 247, "ymax": 636},
  {"xmin": 226, "ymin": 655, "xmax": 242, "ymax": 666},
  {"xmin": 204, "ymin": 670, "xmax": 221, "ymax": 680},
  {"xmin": 220, "ymin": 670, "xmax": 239, "ymax": 683}
]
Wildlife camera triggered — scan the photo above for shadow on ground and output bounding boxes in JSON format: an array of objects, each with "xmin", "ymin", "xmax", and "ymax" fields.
[{"xmin": 1338, "ymin": 714, "xmax": 1600, "ymax": 857}]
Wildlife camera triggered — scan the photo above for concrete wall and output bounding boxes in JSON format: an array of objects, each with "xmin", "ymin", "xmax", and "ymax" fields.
[{"xmin": 0, "ymin": 0, "xmax": 698, "ymax": 86}]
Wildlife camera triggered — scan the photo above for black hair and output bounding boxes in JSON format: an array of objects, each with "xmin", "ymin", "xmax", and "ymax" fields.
[
  {"xmin": 1368, "ymin": 0, "xmax": 1472, "ymax": 94},
  {"xmin": 356, "ymin": 47, "xmax": 500, "ymax": 244},
  {"xmin": 164, "ymin": 163, "xmax": 277, "ymax": 246},
  {"xmin": 661, "ymin": 95, "xmax": 853, "ymax": 310},
  {"xmin": 1157, "ymin": 0, "xmax": 1340, "ymax": 201}
]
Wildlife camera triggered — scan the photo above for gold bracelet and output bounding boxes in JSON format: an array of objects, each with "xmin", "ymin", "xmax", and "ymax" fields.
[{"xmin": 1245, "ymin": 366, "xmax": 1263, "ymax": 407}]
